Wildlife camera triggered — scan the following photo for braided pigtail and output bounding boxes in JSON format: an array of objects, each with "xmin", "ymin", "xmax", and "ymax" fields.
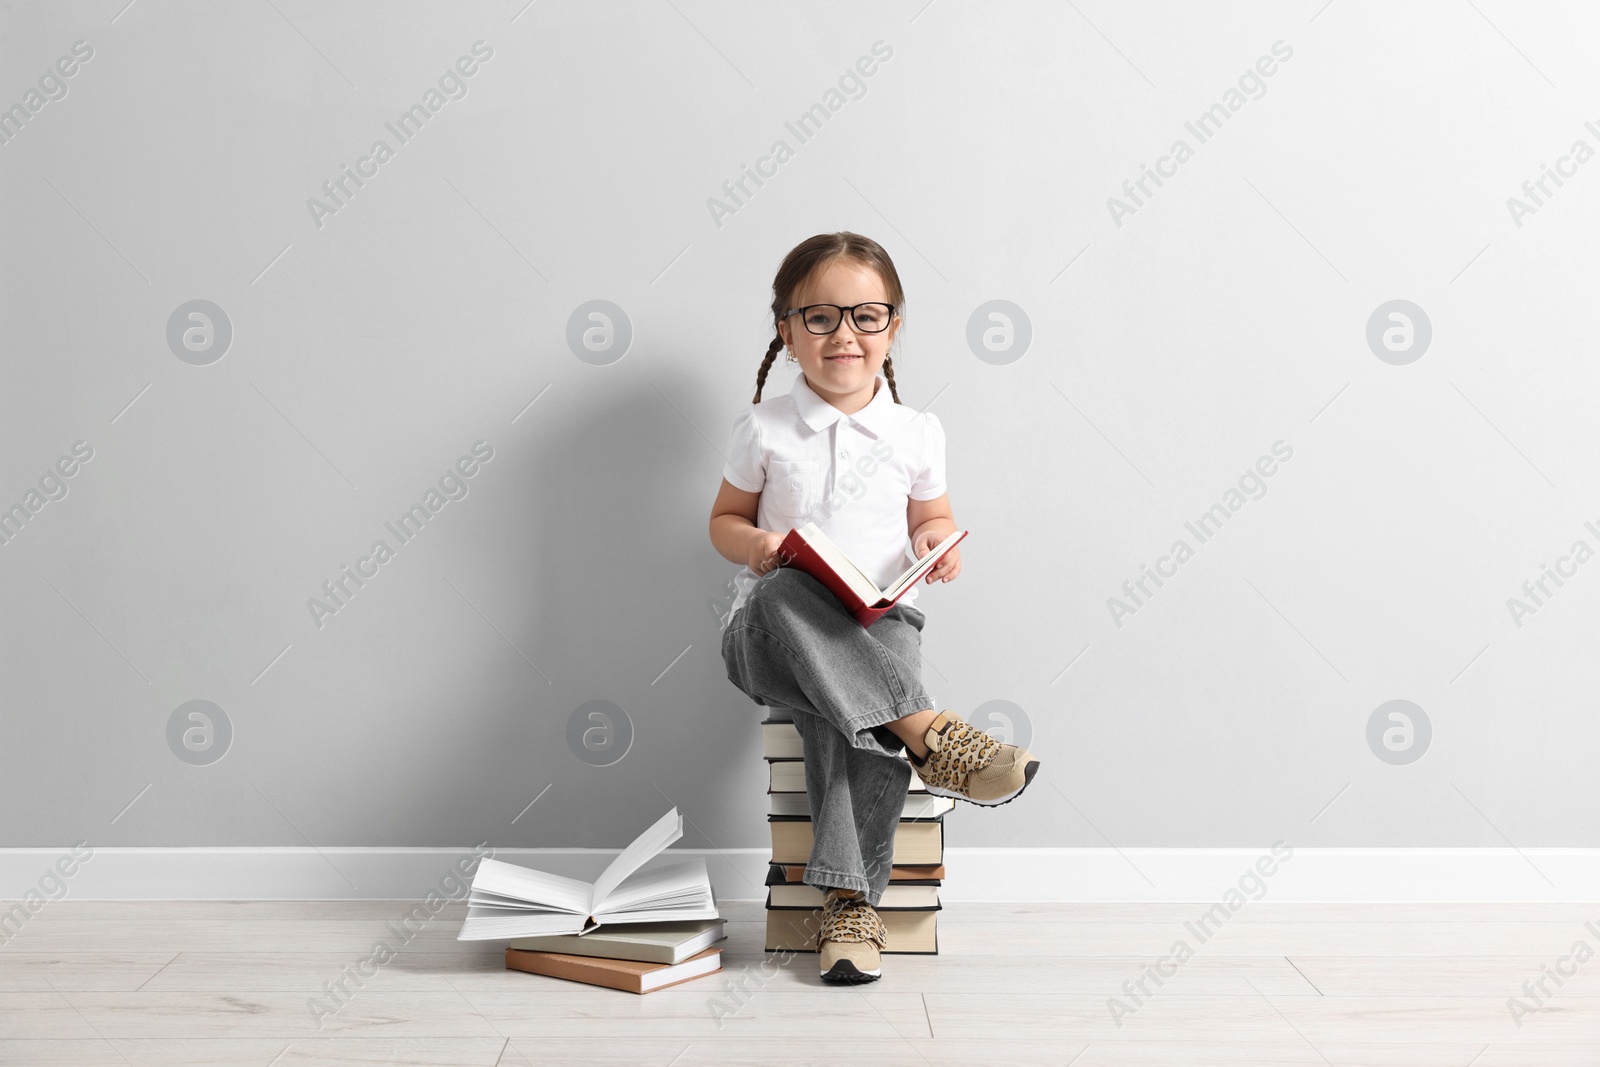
[
  {"xmin": 881, "ymin": 352, "xmax": 902, "ymax": 404},
  {"xmin": 752, "ymin": 334, "xmax": 784, "ymax": 403}
]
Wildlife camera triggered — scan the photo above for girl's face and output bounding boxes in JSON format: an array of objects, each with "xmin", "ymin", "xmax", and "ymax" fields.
[{"xmin": 777, "ymin": 260, "xmax": 900, "ymax": 408}]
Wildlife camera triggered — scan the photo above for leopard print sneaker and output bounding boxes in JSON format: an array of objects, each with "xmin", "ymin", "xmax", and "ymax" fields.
[
  {"xmin": 817, "ymin": 888, "xmax": 886, "ymax": 983},
  {"xmin": 908, "ymin": 709, "xmax": 1040, "ymax": 806}
]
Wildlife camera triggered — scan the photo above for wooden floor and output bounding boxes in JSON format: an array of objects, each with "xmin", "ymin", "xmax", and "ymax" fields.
[{"xmin": 3, "ymin": 899, "xmax": 1599, "ymax": 1065}]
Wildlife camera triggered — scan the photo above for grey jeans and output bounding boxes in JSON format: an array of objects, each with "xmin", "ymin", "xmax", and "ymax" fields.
[{"xmin": 721, "ymin": 566, "xmax": 931, "ymax": 907}]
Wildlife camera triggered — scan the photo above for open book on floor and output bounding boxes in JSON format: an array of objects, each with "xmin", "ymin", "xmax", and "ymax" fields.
[
  {"xmin": 778, "ymin": 522, "xmax": 967, "ymax": 628},
  {"xmin": 458, "ymin": 808, "xmax": 718, "ymax": 940}
]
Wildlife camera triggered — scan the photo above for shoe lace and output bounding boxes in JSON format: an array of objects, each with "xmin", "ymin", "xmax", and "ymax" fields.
[
  {"xmin": 923, "ymin": 714, "xmax": 1002, "ymax": 789},
  {"xmin": 820, "ymin": 892, "xmax": 888, "ymax": 950}
]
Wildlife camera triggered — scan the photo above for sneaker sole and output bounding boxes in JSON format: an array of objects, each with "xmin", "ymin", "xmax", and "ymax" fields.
[
  {"xmin": 923, "ymin": 759, "xmax": 1040, "ymax": 807},
  {"xmin": 820, "ymin": 958, "xmax": 880, "ymax": 983}
]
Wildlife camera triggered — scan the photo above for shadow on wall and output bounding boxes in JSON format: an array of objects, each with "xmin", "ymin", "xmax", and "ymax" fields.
[{"xmin": 416, "ymin": 368, "xmax": 759, "ymax": 849}]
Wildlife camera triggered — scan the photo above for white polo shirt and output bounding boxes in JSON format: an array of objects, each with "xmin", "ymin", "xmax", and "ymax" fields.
[{"xmin": 721, "ymin": 370, "xmax": 947, "ymax": 624}]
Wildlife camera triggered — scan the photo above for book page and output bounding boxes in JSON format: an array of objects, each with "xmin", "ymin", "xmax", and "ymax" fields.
[
  {"xmin": 458, "ymin": 905, "xmax": 589, "ymax": 939},
  {"xmin": 469, "ymin": 857, "xmax": 591, "ymax": 914},
  {"xmin": 589, "ymin": 808, "xmax": 683, "ymax": 912},
  {"xmin": 592, "ymin": 858, "xmax": 712, "ymax": 914},
  {"xmin": 640, "ymin": 951, "xmax": 723, "ymax": 992},
  {"xmin": 883, "ymin": 529, "xmax": 964, "ymax": 600},
  {"xmin": 797, "ymin": 523, "xmax": 881, "ymax": 602}
]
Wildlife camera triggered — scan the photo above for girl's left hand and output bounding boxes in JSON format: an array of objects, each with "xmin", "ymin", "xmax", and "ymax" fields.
[{"xmin": 914, "ymin": 531, "xmax": 961, "ymax": 584}]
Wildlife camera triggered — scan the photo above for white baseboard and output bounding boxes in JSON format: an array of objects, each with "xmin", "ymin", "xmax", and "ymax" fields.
[{"xmin": 5, "ymin": 846, "xmax": 1600, "ymax": 901}]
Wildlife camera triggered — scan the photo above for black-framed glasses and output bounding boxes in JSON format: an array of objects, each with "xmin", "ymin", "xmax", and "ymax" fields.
[{"xmin": 781, "ymin": 302, "xmax": 896, "ymax": 335}]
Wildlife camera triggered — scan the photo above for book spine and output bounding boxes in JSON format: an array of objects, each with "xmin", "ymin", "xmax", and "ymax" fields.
[{"xmin": 856, "ymin": 603, "xmax": 891, "ymax": 627}]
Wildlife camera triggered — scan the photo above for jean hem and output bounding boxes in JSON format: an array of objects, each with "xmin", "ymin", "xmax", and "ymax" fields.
[
  {"xmin": 802, "ymin": 866, "xmax": 875, "ymax": 902},
  {"xmin": 840, "ymin": 694, "xmax": 933, "ymax": 756}
]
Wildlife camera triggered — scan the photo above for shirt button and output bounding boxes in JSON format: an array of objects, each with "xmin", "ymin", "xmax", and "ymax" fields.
[{"xmin": 839, "ymin": 450, "xmax": 849, "ymax": 458}]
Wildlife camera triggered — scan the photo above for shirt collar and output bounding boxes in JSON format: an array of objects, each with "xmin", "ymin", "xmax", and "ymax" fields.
[{"xmin": 790, "ymin": 371, "xmax": 894, "ymax": 436}]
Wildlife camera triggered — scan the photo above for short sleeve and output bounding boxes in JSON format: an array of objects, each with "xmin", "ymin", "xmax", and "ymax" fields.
[
  {"xmin": 908, "ymin": 412, "xmax": 947, "ymax": 500},
  {"xmin": 721, "ymin": 407, "xmax": 765, "ymax": 492}
]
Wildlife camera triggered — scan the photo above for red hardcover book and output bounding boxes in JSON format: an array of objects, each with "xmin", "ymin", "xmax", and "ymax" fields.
[{"xmin": 776, "ymin": 522, "xmax": 967, "ymax": 628}]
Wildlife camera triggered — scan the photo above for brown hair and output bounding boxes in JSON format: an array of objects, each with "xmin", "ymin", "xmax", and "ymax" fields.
[{"xmin": 752, "ymin": 231, "xmax": 905, "ymax": 404}]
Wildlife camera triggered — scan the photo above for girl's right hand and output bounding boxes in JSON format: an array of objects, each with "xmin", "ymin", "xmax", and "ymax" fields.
[{"xmin": 748, "ymin": 530, "xmax": 789, "ymax": 577}]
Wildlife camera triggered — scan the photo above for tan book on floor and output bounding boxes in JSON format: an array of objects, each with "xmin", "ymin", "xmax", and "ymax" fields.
[
  {"xmin": 504, "ymin": 945, "xmax": 722, "ymax": 994},
  {"xmin": 769, "ymin": 816, "xmax": 943, "ymax": 866},
  {"xmin": 773, "ymin": 862, "xmax": 945, "ymax": 882},
  {"xmin": 765, "ymin": 907, "xmax": 938, "ymax": 954}
]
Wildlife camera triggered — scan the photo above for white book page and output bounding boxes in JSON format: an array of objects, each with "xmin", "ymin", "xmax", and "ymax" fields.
[
  {"xmin": 883, "ymin": 529, "xmax": 963, "ymax": 600},
  {"xmin": 458, "ymin": 906, "xmax": 585, "ymax": 939},
  {"xmin": 589, "ymin": 904, "xmax": 720, "ymax": 926},
  {"xmin": 640, "ymin": 950, "xmax": 722, "ymax": 992},
  {"xmin": 469, "ymin": 857, "xmax": 590, "ymax": 915},
  {"xmin": 797, "ymin": 524, "xmax": 881, "ymax": 602},
  {"xmin": 467, "ymin": 888, "xmax": 572, "ymax": 912},
  {"xmin": 593, "ymin": 858, "xmax": 710, "ymax": 914},
  {"xmin": 589, "ymin": 808, "xmax": 683, "ymax": 912}
]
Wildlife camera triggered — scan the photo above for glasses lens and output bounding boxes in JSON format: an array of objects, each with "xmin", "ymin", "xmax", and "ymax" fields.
[
  {"xmin": 802, "ymin": 305, "xmax": 842, "ymax": 334},
  {"xmin": 850, "ymin": 303, "xmax": 892, "ymax": 333}
]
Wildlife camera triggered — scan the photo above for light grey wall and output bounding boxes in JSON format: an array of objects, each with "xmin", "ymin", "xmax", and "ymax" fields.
[{"xmin": 3, "ymin": 0, "xmax": 1595, "ymax": 858}]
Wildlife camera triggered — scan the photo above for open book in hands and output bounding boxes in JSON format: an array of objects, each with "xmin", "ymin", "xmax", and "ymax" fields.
[
  {"xmin": 777, "ymin": 522, "xmax": 967, "ymax": 628},
  {"xmin": 457, "ymin": 808, "xmax": 718, "ymax": 940}
]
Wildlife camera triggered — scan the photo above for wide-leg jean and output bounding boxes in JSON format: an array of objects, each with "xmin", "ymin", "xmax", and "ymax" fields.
[{"xmin": 720, "ymin": 566, "xmax": 931, "ymax": 907}]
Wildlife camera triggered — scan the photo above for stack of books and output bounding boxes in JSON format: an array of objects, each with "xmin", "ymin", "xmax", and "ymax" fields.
[
  {"xmin": 762, "ymin": 714, "xmax": 946, "ymax": 953},
  {"xmin": 458, "ymin": 808, "xmax": 728, "ymax": 994},
  {"xmin": 502, "ymin": 919, "xmax": 726, "ymax": 995}
]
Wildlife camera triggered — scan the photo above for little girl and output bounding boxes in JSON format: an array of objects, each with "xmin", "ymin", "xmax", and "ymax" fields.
[{"xmin": 710, "ymin": 231, "xmax": 1041, "ymax": 984}]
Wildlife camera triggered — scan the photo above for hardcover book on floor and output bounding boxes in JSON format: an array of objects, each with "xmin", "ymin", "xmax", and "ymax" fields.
[
  {"xmin": 508, "ymin": 918, "xmax": 726, "ymax": 965},
  {"xmin": 504, "ymin": 945, "xmax": 723, "ymax": 994},
  {"xmin": 458, "ymin": 808, "xmax": 718, "ymax": 940}
]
